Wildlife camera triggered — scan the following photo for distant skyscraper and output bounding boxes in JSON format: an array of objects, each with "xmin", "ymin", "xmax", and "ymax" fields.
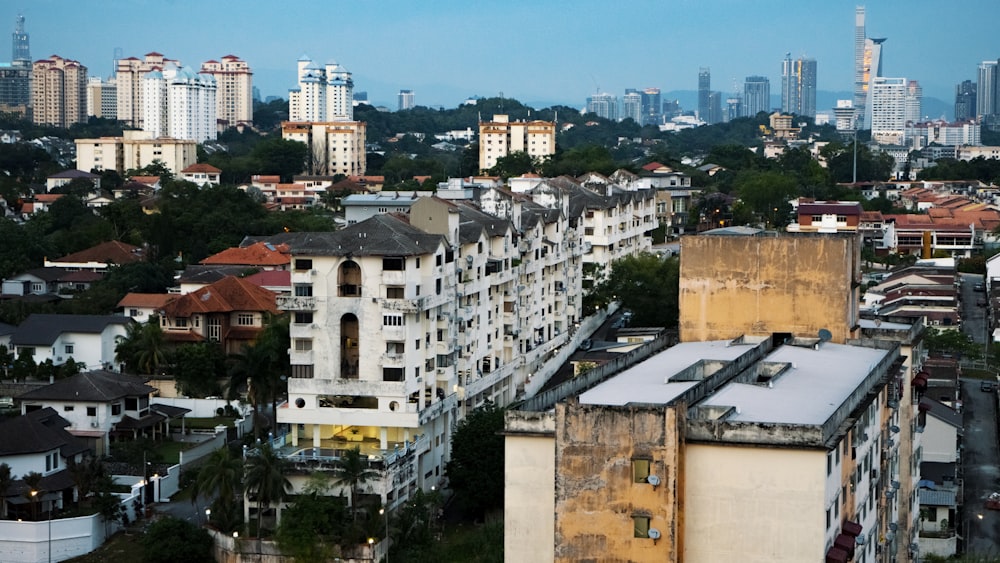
[
  {"xmin": 707, "ymin": 91, "xmax": 723, "ymax": 125},
  {"xmin": 861, "ymin": 38, "xmax": 886, "ymax": 129},
  {"xmin": 904, "ymin": 80, "xmax": 922, "ymax": 125},
  {"xmin": 32, "ymin": 55, "xmax": 88, "ymax": 127},
  {"xmin": 288, "ymin": 55, "xmax": 354, "ymax": 122},
  {"xmin": 870, "ymin": 76, "xmax": 907, "ymax": 145},
  {"xmin": 621, "ymin": 90, "xmax": 641, "ymax": 123},
  {"xmin": 743, "ymin": 76, "xmax": 770, "ymax": 117},
  {"xmin": 977, "ymin": 60, "xmax": 997, "ymax": 121},
  {"xmin": 662, "ymin": 99, "xmax": 681, "ymax": 120},
  {"xmin": 143, "ymin": 64, "xmax": 217, "ymax": 142},
  {"xmin": 86, "ymin": 76, "xmax": 116, "ymax": 119},
  {"xmin": 398, "ymin": 89, "xmax": 414, "ymax": 111},
  {"xmin": 115, "ymin": 52, "xmax": 181, "ymax": 129},
  {"xmin": 954, "ymin": 80, "xmax": 977, "ymax": 121},
  {"xmin": 11, "ymin": 14, "xmax": 28, "ymax": 62},
  {"xmin": 586, "ymin": 92, "xmax": 618, "ymax": 121},
  {"xmin": 640, "ymin": 88, "xmax": 661, "ymax": 125},
  {"xmin": 781, "ymin": 55, "xmax": 817, "ymax": 118},
  {"xmin": 853, "ymin": 6, "xmax": 866, "ymax": 114},
  {"xmin": 725, "ymin": 95, "xmax": 742, "ymax": 122},
  {"xmin": 200, "ymin": 55, "xmax": 254, "ymax": 128},
  {"xmin": 698, "ymin": 68, "xmax": 711, "ymax": 121},
  {"xmin": 833, "ymin": 99, "xmax": 856, "ymax": 132}
]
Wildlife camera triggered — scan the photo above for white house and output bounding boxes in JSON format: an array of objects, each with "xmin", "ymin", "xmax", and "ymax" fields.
[{"xmin": 8, "ymin": 314, "xmax": 133, "ymax": 372}]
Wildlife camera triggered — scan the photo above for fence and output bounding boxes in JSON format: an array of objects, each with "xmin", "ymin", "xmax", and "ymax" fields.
[
  {"xmin": 522, "ymin": 306, "xmax": 613, "ymax": 398},
  {"xmin": 519, "ymin": 332, "xmax": 674, "ymax": 412}
]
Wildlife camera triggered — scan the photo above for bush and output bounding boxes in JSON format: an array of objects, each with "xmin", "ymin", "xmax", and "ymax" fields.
[{"xmin": 142, "ymin": 516, "xmax": 213, "ymax": 563}]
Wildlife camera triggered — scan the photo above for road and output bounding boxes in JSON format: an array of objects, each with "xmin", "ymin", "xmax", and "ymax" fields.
[
  {"xmin": 959, "ymin": 272, "xmax": 988, "ymax": 346},
  {"xmin": 959, "ymin": 377, "xmax": 1000, "ymax": 555}
]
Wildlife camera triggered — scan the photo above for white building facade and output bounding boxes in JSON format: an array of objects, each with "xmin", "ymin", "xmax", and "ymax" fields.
[{"xmin": 288, "ymin": 56, "xmax": 354, "ymax": 123}]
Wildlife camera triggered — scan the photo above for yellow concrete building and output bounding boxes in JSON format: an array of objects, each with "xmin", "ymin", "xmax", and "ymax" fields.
[
  {"xmin": 31, "ymin": 55, "xmax": 87, "ymax": 127},
  {"xmin": 281, "ymin": 121, "xmax": 366, "ymax": 176},
  {"xmin": 200, "ymin": 54, "xmax": 253, "ymax": 128},
  {"xmin": 75, "ymin": 130, "xmax": 197, "ymax": 175},
  {"xmin": 679, "ymin": 230, "xmax": 861, "ymax": 344},
  {"xmin": 478, "ymin": 114, "xmax": 556, "ymax": 172}
]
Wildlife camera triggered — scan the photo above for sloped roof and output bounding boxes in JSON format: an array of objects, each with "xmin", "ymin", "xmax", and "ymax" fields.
[
  {"xmin": 200, "ymin": 241, "xmax": 291, "ymax": 267},
  {"xmin": 52, "ymin": 241, "xmax": 144, "ymax": 265},
  {"xmin": 18, "ymin": 370, "xmax": 155, "ymax": 402},
  {"xmin": 281, "ymin": 214, "xmax": 447, "ymax": 257},
  {"xmin": 0, "ymin": 407, "xmax": 88, "ymax": 458},
  {"xmin": 920, "ymin": 397, "xmax": 962, "ymax": 428},
  {"xmin": 117, "ymin": 292, "xmax": 176, "ymax": 309},
  {"xmin": 11, "ymin": 267, "xmax": 67, "ymax": 282},
  {"xmin": 181, "ymin": 163, "xmax": 222, "ymax": 174},
  {"xmin": 243, "ymin": 269, "xmax": 291, "ymax": 289},
  {"xmin": 177, "ymin": 265, "xmax": 248, "ymax": 284},
  {"xmin": 10, "ymin": 314, "xmax": 133, "ymax": 346},
  {"xmin": 160, "ymin": 276, "xmax": 278, "ymax": 317},
  {"xmin": 48, "ymin": 169, "xmax": 100, "ymax": 180}
]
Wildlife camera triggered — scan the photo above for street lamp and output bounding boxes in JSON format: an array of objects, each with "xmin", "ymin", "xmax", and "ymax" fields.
[
  {"xmin": 205, "ymin": 508, "xmax": 211, "ymax": 525},
  {"xmin": 368, "ymin": 537, "xmax": 375, "ymax": 562},
  {"xmin": 379, "ymin": 507, "xmax": 389, "ymax": 563},
  {"xmin": 31, "ymin": 490, "xmax": 50, "ymax": 563}
]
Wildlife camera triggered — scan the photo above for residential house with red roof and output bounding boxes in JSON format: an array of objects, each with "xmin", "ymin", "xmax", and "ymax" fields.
[
  {"xmin": 199, "ymin": 241, "xmax": 291, "ymax": 271},
  {"xmin": 179, "ymin": 163, "xmax": 222, "ymax": 186},
  {"xmin": 157, "ymin": 276, "xmax": 280, "ymax": 354},
  {"xmin": 44, "ymin": 241, "xmax": 145, "ymax": 271},
  {"xmin": 117, "ymin": 293, "xmax": 177, "ymax": 323}
]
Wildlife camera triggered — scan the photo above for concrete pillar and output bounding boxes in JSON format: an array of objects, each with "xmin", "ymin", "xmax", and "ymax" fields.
[
  {"xmin": 379, "ymin": 427, "xmax": 388, "ymax": 450},
  {"xmin": 312, "ymin": 424, "xmax": 321, "ymax": 448}
]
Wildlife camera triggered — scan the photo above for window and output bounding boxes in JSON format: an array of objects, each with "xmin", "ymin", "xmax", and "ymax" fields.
[
  {"xmin": 291, "ymin": 365, "xmax": 314, "ymax": 379},
  {"xmin": 383, "ymin": 315, "xmax": 404, "ymax": 326},
  {"xmin": 386, "ymin": 287, "xmax": 404, "ymax": 299},
  {"xmin": 175, "ymin": 318, "xmax": 188, "ymax": 328},
  {"xmin": 237, "ymin": 313, "xmax": 255, "ymax": 326},
  {"xmin": 811, "ymin": 215, "xmax": 822, "ymax": 222},
  {"xmin": 63, "ymin": 405, "xmax": 74, "ymax": 412},
  {"xmin": 64, "ymin": 344, "xmax": 74, "ymax": 355},
  {"xmin": 632, "ymin": 459, "xmax": 651, "ymax": 483},
  {"xmin": 112, "ymin": 403, "xmax": 122, "ymax": 416},
  {"xmin": 87, "ymin": 406, "xmax": 97, "ymax": 417},
  {"xmin": 294, "ymin": 339, "xmax": 313, "ymax": 351},
  {"xmin": 632, "ymin": 515, "xmax": 650, "ymax": 538},
  {"xmin": 383, "ymin": 367, "xmax": 404, "ymax": 381},
  {"xmin": 294, "ymin": 312, "xmax": 313, "ymax": 324},
  {"xmin": 129, "ymin": 308, "xmax": 139, "ymax": 317},
  {"xmin": 382, "ymin": 257, "xmax": 405, "ymax": 271},
  {"xmin": 836, "ymin": 215, "xmax": 847, "ymax": 222},
  {"xmin": 294, "ymin": 284, "xmax": 313, "ymax": 297}
]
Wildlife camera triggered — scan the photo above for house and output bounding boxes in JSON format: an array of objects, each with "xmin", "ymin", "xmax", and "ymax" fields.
[
  {"xmin": 117, "ymin": 293, "xmax": 177, "ymax": 323},
  {"xmin": 8, "ymin": 314, "xmax": 133, "ymax": 372},
  {"xmin": 158, "ymin": 275, "xmax": 279, "ymax": 354},
  {"xmin": 200, "ymin": 241, "xmax": 292, "ymax": 271},
  {"xmin": 44, "ymin": 241, "xmax": 145, "ymax": 271},
  {"xmin": 0, "ymin": 407, "xmax": 90, "ymax": 519},
  {"xmin": 17, "ymin": 371, "xmax": 165, "ymax": 455},
  {"xmin": 179, "ymin": 163, "xmax": 222, "ymax": 186},
  {"xmin": 45, "ymin": 169, "xmax": 101, "ymax": 193},
  {"xmin": 1, "ymin": 267, "xmax": 67, "ymax": 298}
]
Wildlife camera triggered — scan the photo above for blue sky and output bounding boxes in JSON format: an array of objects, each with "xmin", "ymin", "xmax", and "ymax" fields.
[{"xmin": 11, "ymin": 0, "xmax": 1000, "ymax": 110}]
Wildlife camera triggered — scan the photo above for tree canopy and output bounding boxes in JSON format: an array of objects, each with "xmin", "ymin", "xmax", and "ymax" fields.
[
  {"xmin": 587, "ymin": 253, "xmax": 680, "ymax": 328},
  {"xmin": 445, "ymin": 401, "xmax": 505, "ymax": 518}
]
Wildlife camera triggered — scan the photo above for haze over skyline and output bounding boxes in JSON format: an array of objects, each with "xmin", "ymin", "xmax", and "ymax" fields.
[{"xmin": 11, "ymin": 0, "xmax": 1000, "ymax": 112}]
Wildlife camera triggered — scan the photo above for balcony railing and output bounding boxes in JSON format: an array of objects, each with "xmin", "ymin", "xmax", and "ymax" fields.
[{"xmin": 277, "ymin": 295, "xmax": 316, "ymax": 311}]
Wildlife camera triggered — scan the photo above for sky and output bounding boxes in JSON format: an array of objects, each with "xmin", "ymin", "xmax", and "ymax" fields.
[{"xmin": 10, "ymin": 0, "xmax": 1000, "ymax": 111}]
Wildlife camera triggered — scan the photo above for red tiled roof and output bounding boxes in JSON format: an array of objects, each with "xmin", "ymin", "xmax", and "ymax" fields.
[
  {"xmin": 130, "ymin": 176, "xmax": 160, "ymax": 186},
  {"xmin": 244, "ymin": 270, "xmax": 290, "ymax": 288},
  {"xmin": 52, "ymin": 241, "xmax": 144, "ymax": 265},
  {"xmin": 35, "ymin": 194, "xmax": 63, "ymax": 203},
  {"xmin": 117, "ymin": 293, "xmax": 177, "ymax": 309},
  {"xmin": 59, "ymin": 271, "xmax": 104, "ymax": 282},
  {"xmin": 181, "ymin": 163, "xmax": 222, "ymax": 174},
  {"xmin": 160, "ymin": 276, "xmax": 278, "ymax": 317},
  {"xmin": 200, "ymin": 242, "xmax": 291, "ymax": 267},
  {"xmin": 641, "ymin": 162, "xmax": 666, "ymax": 171},
  {"xmin": 252, "ymin": 175, "xmax": 281, "ymax": 184}
]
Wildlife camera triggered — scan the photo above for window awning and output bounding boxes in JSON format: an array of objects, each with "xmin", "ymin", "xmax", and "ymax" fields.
[
  {"xmin": 842, "ymin": 520, "xmax": 863, "ymax": 537},
  {"xmin": 826, "ymin": 546, "xmax": 849, "ymax": 563},
  {"xmin": 834, "ymin": 533, "xmax": 856, "ymax": 556}
]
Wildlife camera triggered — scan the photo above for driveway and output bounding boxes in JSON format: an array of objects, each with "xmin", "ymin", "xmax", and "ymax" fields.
[
  {"xmin": 959, "ymin": 378, "xmax": 1000, "ymax": 555},
  {"xmin": 960, "ymin": 273, "xmax": 988, "ymax": 345}
]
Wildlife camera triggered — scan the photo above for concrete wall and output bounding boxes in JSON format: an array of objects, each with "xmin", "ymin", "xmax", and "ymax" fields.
[
  {"xmin": 684, "ymin": 443, "xmax": 826, "ymax": 562},
  {"xmin": 179, "ymin": 431, "xmax": 226, "ymax": 466},
  {"xmin": 921, "ymin": 417, "xmax": 958, "ymax": 463},
  {"xmin": 679, "ymin": 233, "xmax": 860, "ymax": 344},
  {"xmin": 504, "ymin": 411, "xmax": 555, "ymax": 563},
  {"xmin": 553, "ymin": 401, "xmax": 683, "ymax": 563}
]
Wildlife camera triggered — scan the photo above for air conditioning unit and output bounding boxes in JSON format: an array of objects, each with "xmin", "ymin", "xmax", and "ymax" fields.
[
  {"xmin": 90, "ymin": 421, "xmax": 99, "ymax": 428},
  {"xmin": 310, "ymin": 270, "xmax": 318, "ymax": 276}
]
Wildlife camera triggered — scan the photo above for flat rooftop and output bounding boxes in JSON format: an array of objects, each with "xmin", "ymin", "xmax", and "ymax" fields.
[{"xmin": 701, "ymin": 343, "xmax": 889, "ymax": 425}]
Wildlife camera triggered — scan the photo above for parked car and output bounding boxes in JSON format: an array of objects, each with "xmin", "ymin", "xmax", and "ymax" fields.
[
  {"xmin": 982, "ymin": 381, "xmax": 994, "ymax": 393},
  {"xmin": 974, "ymin": 283, "xmax": 985, "ymax": 292}
]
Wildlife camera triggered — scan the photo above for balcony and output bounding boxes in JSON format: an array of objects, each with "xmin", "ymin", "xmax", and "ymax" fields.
[
  {"xmin": 277, "ymin": 295, "xmax": 316, "ymax": 311},
  {"xmin": 380, "ymin": 352, "xmax": 405, "ymax": 367},
  {"xmin": 379, "ymin": 297, "xmax": 423, "ymax": 313}
]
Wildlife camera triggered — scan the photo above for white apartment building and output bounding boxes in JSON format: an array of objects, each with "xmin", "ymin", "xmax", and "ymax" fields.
[
  {"xmin": 478, "ymin": 114, "xmax": 556, "ymax": 172},
  {"xmin": 281, "ymin": 121, "xmax": 366, "ymax": 176},
  {"xmin": 200, "ymin": 54, "xmax": 253, "ymax": 128},
  {"xmin": 85, "ymin": 76, "xmax": 116, "ymax": 119},
  {"xmin": 75, "ymin": 130, "xmax": 197, "ymax": 175},
  {"xmin": 143, "ymin": 64, "xmax": 217, "ymax": 143},
  {"xmin": 288, "ymin": 56, "xmax": 353, "ymax": 122},
  {"xmin": 906, "ymin": 120, "xmax": 981, "ymax": 148},
  {"xmin": 115, "ymin": 52, "xmax": 180, "ymax": 129},
  {"xmin": 871, "ymin": 77, "xmax": 908, "ymax": 145}
]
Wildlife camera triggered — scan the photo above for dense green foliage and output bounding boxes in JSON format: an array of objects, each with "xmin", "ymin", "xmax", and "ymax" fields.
[
  {"xmin": 918, "ymin": 156, "xmax": 1000, "ymax": 185},
  {"xmin": 587, "ymin": 253, "xmax": 680, "ymax": 328},
  {"xmin": 275, "ymin": 493, "xmax": 349, "ymax": 561},
  {"xmin": 445, "ymin": 402, "xmax": 505, "ymax": 518},
  {"xmin": 141, "ymin": 517, "xmax": 214, "ymax": 563}
]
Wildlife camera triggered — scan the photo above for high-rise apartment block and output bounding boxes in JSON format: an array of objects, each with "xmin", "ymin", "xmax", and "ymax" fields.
[
  {"xmin": 288, "ymin": 56, "xmax": 354, "ymax": 122},
  {"xmin": 478, "ymin": 114, "xmax": 556, "ymax": 172},
  {"xmin": 833, "ymin": 99, "xmax": 856, "ymax": 132},
  {"xmin": 954, "ymin": 80, "xmax": 977, "ymax": 122},
  {"xmin": 398, "ymin": 89, "xmax": 414, "ymax": 111},
  {"xmin": 200, "ymin": 55, "xmax": 253, "ymax": 128},
  {"xmin": 977, "ymin": 60, "xmax": 997, "ymax": 122},
  {"xmin": 621, "ymin": 90, "xmax": 641, "ymax": 124},
  {"xmin": 32, "ymin": 55, "xmax": 87, "ymax": 127},
  {"xmin": 115, "ymin": 52, "xmax": 180, "ymax": 129},
  {"xmin": 904, "ymin": 80, "xmax": 922, "ymax": 125},
  {"xmin": 11, "ymin": 14, "xmax": 28, "ymax": 63},
  {"xmin": 281, "ymin": 121, "xmax": 367, "ymax": 176},
  {"xmin": 853, "ymin": 6, "xmax": 866, "ymax": 120},
  {"xmin": 143, "ymin": 65, "xmax": 218, "ymax": 143},
  {"xmin": 698, "ymin": 68, "xmax": 711, "ymax": 122},
  {"xmin": 75, "ymin": 130, "xmax": 198, "ymax": 175},
  {"xmin": 640, "ymin": 88, "xmax": 661, "ymax": 126},
  {"xmin": 781, "ymin": 54, "xmax": 817, "ymax": 118},
  {"xmin": 585, "ymin": 92, "xmax": 618, "ymax": 121},
  {"xmin": 742, "ymin": 75, "xmax": 770, "ymax": 118},
  {"xmin": 870, "ymin": 77, "xmax": 908, "ymax": 145},
  {"xmin": 86, "ymin": 77, "xmax": 117, "ymax": 119}
]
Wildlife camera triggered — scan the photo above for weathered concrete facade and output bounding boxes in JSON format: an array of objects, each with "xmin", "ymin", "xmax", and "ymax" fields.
[
  {"xmin": 552, "ymin": 400, "xmax": 683, "ymax": 563},
  {"xmin": 679, "ymin": 232, "xmax": 861, "ymax": 344}
]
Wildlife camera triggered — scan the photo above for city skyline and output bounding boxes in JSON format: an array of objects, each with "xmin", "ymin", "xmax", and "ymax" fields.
[{"xmin": 9, "ymin": 0, "xmax": 1000, "ymax": 110}]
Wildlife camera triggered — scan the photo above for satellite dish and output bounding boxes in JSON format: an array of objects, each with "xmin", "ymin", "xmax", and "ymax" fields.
[
  {"xmin": 647, "ymin": 528, "xmax": 661, "ymax": 540},
  {"xmin": 818, "ymin": 328, "xmax": 833, "ymax": 342},
  {"xmin": 646, "ymin": 475, "xmax": 661, "ymax": 487}
]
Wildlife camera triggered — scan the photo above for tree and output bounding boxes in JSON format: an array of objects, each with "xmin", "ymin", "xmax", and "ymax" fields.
[
  {"xmin": 924, "ymin": 327, "xmax": 980, "ymax": 358},
  {"xmin": 172, "ymin": 342, "xmax": 226, "ymax": 398},
  {"xmin": 142, "ymin": 517, "xmax": 215, "ymax": 563},
  {"xmin": 67, "ymin": 456, "xmax": 104, "ymax": 508},
  {"xmin": 445, "ymin": 401, "xmax": 505, "ymax": 518},
  {"xmin": 115, "ymin": 319, "xmax": 165, "ymax": 375},
  {"xmin": 252, "ymin": 137, "xmax": 308, "ymax": 182},
  {"xmin": 22, "ymin": 471, "xmax": 43, "ymax": 519},
  {"xmin": 243, "ymin": 444, "xmax": 291, "ymax": 537},
  {"xmin": 587, "ymin": 253, "xmax": 680, "ymax": 328},
  {"xmin": 488, "ymin": 151, "xmax": 537, "ymax": 178},
  {"xmin": 734, "ymin": 170, "xmax": 798, "ymax": 227},
  {"xmin": 275, "ymin": 493, "xmax": 348, "ymax": 562},
  {"xmin": 227, "ymin": 316, "xmax": 289, "ymax": 440},
  {"xmin": 332, "ymin": 447, "xmax": 379, "ymax": 522},
  {"xmin": 191, "ymin": 446, "xmax": 242, "ymax": 527},
  {"xmin": 0, "ymin": 463, "xmax": 10, "ymax": 519}
]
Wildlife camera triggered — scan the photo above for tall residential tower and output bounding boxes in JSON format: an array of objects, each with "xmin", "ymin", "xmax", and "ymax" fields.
[
  {"xmin": 781, "ymin": 54, "xmax": 817, "ymax": 118},
  {"xmin": 698, "ymin": 68, "xmax": 711, "ymax": 122},
  {"xmin": 743, "ymin": 76, "xmax": 770, "ymax": 118}
]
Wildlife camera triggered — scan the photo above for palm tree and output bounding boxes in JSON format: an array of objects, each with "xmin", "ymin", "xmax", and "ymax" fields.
[
  {"xmin": 67, "ymin": 456, "xmax": 104, "ymax": 508},
  {"xmin": 227, "ymin": 316, "xmax": 289, "ymax": 441},
  {"xmin": 115, "ymin": 319, "xmax": 166, "ymax": 375},
  {"xmin": 22, "ymin": 471, "xmax": 43, "ymax": 520},
  {"xmin": 333, "ymin": 447, "xmax": 380, "ymax": 522},
  {"xmin": 243, "ymin": 443, "xmax": 291, "ymax": 536},
  {"xmin": 191, "ymin": 447, "xmax": 242, "ymax": 520},
  {"xmin": 0, "ymin": 463, "xmax": 11, "ymax": 519}
]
